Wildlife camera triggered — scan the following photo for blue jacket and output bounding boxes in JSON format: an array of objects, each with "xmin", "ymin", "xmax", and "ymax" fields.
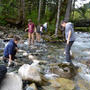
[{"xmin": 4, "ymin": 40, "xmax": 17, "ymax": 57}]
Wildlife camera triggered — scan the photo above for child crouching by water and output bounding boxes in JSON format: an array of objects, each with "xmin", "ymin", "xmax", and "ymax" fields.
[
  {"xmin": 3, "ymin": 36, "xmax": 20, "ymax": 67},
  {"xmin": 25, "ymin": 19, "xmax": 35, "ymax": 45}
]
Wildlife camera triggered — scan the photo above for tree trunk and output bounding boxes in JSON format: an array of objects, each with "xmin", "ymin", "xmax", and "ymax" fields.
[
  {"xmin": 38, "ymin": 0, "xmax": 42, "ymax": 23},
  {"xmin": 41, "ymin": 0, "xmax": 46, "ymax": 18},
  {"xmin": 72, "ymin": 0, "xmax": 75, "ymax": 20},
  {"xmin": 55, "ymin": 0, "xmax": 61, "ymax": 36},
  {"xmin": 64, "ymin": 0, "xmax": 72, "ymax": 21},
  {"xmin": 21, "ymin": 0, "xmax": 25, "ymax": 25},
  {"xmin": 18, "ymin": 0, "xmax": 25, "ymax": 25}
]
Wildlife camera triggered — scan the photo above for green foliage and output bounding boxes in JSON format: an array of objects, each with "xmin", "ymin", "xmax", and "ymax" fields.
[
  {"xmin": 48, "ymin": 19, "xmax": 56, "ymax": 33},
  {"xmin": 0, "ymin": 0, "xmax": 90, "ymax": 33},
  {"xmin": 26, "ymin": 10, "xmax": 38, "ymax": 25},
  {"xmin": 85, "ymin": 9, "xmax": 90, "ymax": 19},
  {"xmin": 0, "ymin": 16, "xmax": 7, "ymax": 25},
  {"xmin": 0, "ymin": 6, "xmax": 4, "ymax": 14},
  {"xmin": 73, "ymin": 9, "xmax": 90, "ymax": 20},
  {"xmin": 75, "ymin": 27, "xmax": 90, "ymax": 32}
]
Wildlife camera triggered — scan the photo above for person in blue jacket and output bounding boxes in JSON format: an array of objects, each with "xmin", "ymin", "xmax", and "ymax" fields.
[{"xmin": 3, "ymin": 36, "xmax": 20, "ymax": 66}]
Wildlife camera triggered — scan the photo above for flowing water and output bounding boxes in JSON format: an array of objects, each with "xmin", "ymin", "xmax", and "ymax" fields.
[{"xmin": 0, "ymin": 31, "xmax": 90, "ymax": 90}]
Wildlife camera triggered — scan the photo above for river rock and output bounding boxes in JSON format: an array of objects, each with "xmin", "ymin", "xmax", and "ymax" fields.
[
  {"xmin": 18, "ymin": 49, "xmax": 26, "ymax": 53},
  {"xmin": 0, "ymin": 56, "xmax": 3, "ymax": 61},
  {"xmin": 0, "ymin": 40, "xmax": 5, "ymax": 48},
  {"xmin": 30, "ymin": 60, "xmax": 43, "ymax": 73},
  {"xmin": 8, "ymin": 33, "xmax": 13, "ymax": 38},
  {"xmin": 18, "ymin": 64, "xmax": 42, "ymax": 83},
  {"xmin": 42, "ymin": 86, "xmax": 56, "ymax": 90},
  {"xmin": 23, "ymin": 52, "xmax": 28, "ymax": 56},
  {"xmin": 26, "ymin": 83, "xmax": 38, "ymax": 90},
  {"xmin": 86, "ymin": 60, "xmax": 90, "ymax": 67},
  {"xmin": 45, "ymin": 73, "xmax": 59, "ymax": 79},
  {"xmin": 0, "ymin": 31, "xmax": 4, "ymax": 38},
  {"xmin": 49, "ymin": 63, "xmax": 77, "ymax": 78},
  {"xmin": 43, "ymin": 78, "xmax": 75, "ymax": 90},
  {"xmin": 76, "ymin": 79, "xmax": 90, "ymax": 90},
  {"xmin": 33, "ymin": 59, "xmax": 47, "ymax": 65},
  {"xmin": 57, "ymin": 78, "xmax": 75, "ymax": 90},
  {"xmin": 49, "ymin": 79, "xmax": 61, "ymax": 88},
  {"xmin": 0, "ymin": 72, "xmax": 23, "ymax": 90},
  {"xmin": 28, "ymin": 55, "xmax": 37, "ymax": 60}
]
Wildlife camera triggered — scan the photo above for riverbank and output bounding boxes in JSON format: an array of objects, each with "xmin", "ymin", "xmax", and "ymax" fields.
[{"xmin": 0, "ymin": 29, "xmax": 90, "ymax": 90}]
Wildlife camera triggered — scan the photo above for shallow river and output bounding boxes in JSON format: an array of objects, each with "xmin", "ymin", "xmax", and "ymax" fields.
[{"xmin": 0, "ymin": 31, "xmax": 90, "ymax": 90}]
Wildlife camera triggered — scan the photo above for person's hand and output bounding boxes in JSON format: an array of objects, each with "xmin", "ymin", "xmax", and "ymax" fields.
[
  {"xmin": 15, "ymin": 47, "xmax": 18, "ymax": 51},
  {"xmin": 25, "ymin": 29, "xmax": 27, "ymax": 32},
  {"xmin": 25, "ymin": 28, "xmax": 28, "ymax": 32},
  {"xmin": 67, "ymin": 40, "xmax": 69, "ymax": 45}
]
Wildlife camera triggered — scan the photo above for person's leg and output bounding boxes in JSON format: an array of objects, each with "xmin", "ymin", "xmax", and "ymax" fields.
[
  {"xmin": 31, "ymin": 33, "xmax": 34, "ymax": 44},
  {"xmin": 45, "ymin": 27, "xmax": 47, "ymax": 32},
  {"xmin": 36, "ymin": 32, "xmax": 38, "ymax": 42},
  {"xmin": 65, "ymin": 41, "xmax": 74, "ymax": 62},
  {"xmin": 3, "ymin": 57, "xmax": 8, "ymax": 63},
  {"xmin": 28, "ymin": 33, "xmax": 31, "ymax": 45},
  {"xmin": 36, "ymin": 33, "xmax": 39, "ymax": 42},
  {"xmin": 12, "ymin": 49, "xmax": 17, "ymax": 60},
  {"xmin": 38, "ymin": 33, "xmax": 41, "ymax": 42}
]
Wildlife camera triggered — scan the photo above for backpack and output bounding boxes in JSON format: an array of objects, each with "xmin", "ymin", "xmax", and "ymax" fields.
[{"xmin": 0, "ymin": 65, "xmax": 7, "ymax": 84}]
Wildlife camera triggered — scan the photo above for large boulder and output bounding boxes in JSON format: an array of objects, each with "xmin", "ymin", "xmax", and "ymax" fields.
[
  {"xmin": 0, "ymin": 72, "xmax": 23, "ymax": 90},
  {"xmin": 42, "ymin": 78, "xmax": 75, "ymax": 90},
  {"xmin": 49, "ymin": 63, "xmax": 77, "ymax": 79},
  {"xmin": 56, "ymin": 78, "xmax": 75, "ymax": 90},
  {"xmin": 26, "ymin": 83, "xmax": 38, "ymax": 90},
  {"xmin": 18, "ymin": 64, "xmax": 42, "ymax": 83}
]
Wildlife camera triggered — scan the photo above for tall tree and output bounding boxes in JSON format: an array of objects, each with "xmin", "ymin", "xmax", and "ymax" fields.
[
  {"xmin": 41, "ymin": 0, "xmax": 46, "ymax": 18},
  {"xmin": 18, "ymin": 0, "xmax": 25, "ymax": 25},
  {"xmin": 38, "ymin": 0, "xmax": 42, "ymax": 23},
  {"xmin": 64, "ymin": 0, "xmax": 72, "ymax": 21},
  {"xmin": 55, "ymin": 0, "xmax": 61, "ymax": 36},
  {"xmin": 72, "ymin": 0, "xmax": 75, "ymax": 20},
  {"xmin": 21, "ymin": 0, "xmax": 25, "ymax": 25}
]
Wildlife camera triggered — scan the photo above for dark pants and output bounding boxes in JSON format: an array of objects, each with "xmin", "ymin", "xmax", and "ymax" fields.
[
  {"xmin": 65, "ymin": 41, "xmax": 74, "ymax": 62},
  {"xmin": 3, "ymin": 50, "xmax": 17, "ymax": 63},
  {"xmin": 44, "ymin": 27, "xmax": 47, "ymax": 32}
]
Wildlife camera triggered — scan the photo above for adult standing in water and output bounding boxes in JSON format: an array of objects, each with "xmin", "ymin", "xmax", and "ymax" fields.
[
  {"xmin": 25, "ymin": 19, "xmax": 35, "ymax": 45},
  {"xmin": 61, "ymin": 20, "xmax": 75, "ymax": 64}
]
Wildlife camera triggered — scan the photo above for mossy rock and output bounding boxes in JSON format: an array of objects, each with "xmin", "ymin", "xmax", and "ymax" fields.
[
  {"xmin": 56, "ymin": 78, "xmax": 75, "ymax": 90},
  {"xmin": 49, "ymin": 63, "xmax": 78, "ymax": 79},
  {"xmin": 43, "ymin": 78, "xmax": 75, "ymax": 90}
]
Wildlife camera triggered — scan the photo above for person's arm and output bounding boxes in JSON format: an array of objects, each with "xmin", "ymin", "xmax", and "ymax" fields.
[
  {"xmin": 34, "ymin": 27, "xmax": 37, "ymax": 32},
  {"xmin": 8, "ymin": 46, "xmax": 13, "ymax": 63},
  {"xmin": 33, "ymin": 24, "xmax": 35, "ymax": 32},
  {"xmin": 67, "ymin": 30, "xmax": 71, "ymax": 44},
  {"xmin": 25, "ymin": 28, "xmax": 28, "ymax": 32},
  {"xmin": 40, "ymin": 27, "xmax": 43, "ymax": 32},
  {"xmin": 9, "ymin": 55, "xmax": 12, "ymax": 63},
  {"xmin": 15, "ymin": 47, "xmax": 18, "ymax": 52}
]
